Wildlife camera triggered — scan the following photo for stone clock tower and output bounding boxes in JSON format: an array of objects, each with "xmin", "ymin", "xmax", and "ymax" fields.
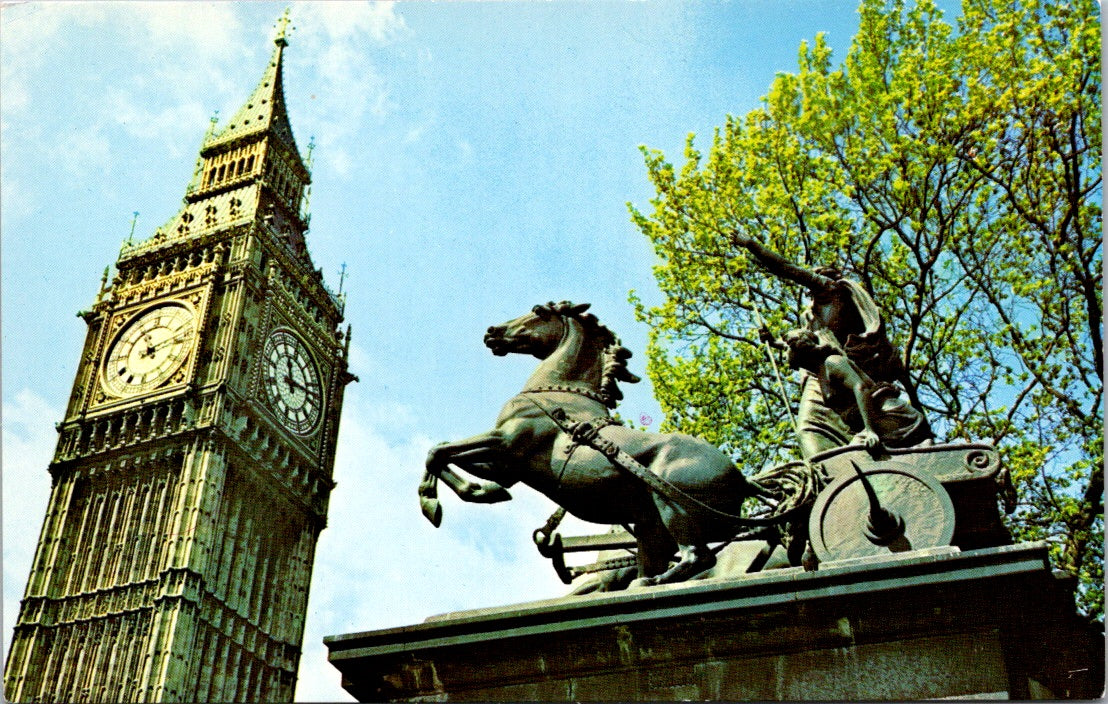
[{"xmin": 4, "ymin": 26, "xmax": 353, "ymax": 703}]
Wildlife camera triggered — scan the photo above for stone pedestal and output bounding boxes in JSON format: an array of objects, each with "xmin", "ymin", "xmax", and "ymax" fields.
[{"xmin": 325, "ymin": 542, "xmax": 1102, "ymax": 701}]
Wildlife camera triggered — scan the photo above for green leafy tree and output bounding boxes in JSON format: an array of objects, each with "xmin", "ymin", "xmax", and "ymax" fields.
[{"xmin": 630, "ymin": 0, "xmax": 1102, "ymax": 617}]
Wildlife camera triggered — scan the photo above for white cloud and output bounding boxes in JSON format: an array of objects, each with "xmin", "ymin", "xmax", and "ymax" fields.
[
  {"xmin": 456, "ymin": 139, "xmax": 475, "ymax": 163},
  {"xmin": 0, "ymin": 3, "xmax": 253, "ymax": 198},
  {"xmin": 404, "ymin": 124, "xmax": 427, "ymax": 144},
  {"xmin": 135, "ymin": 2, "xmax": 245, "ymax": 61},
  {"xmin": 2, "ymin": 2, "xmax": 407, "ymax": 194},
  {"xmin": 108, "ymin": 5, "xmax": 251, "ymax": 157},
  {"xmin": 0, "ymin": 171, "xmax": 33, "ymax": 222},
  {"xmin": 293, "ymin": 2, "xmax": 407, "ymax": 44},
  {"xmin": 2, "ymin": 390, "xmax": 62, "ymax": 654},
  {"xmin": 106, "ymin": 87, "xmax": 210, "ymax": 158},
  {"xmin": 344, "ymin": 340, "xmax": 379, "ymax": 380},
  {"xmin": 1, "ymin": 2, "xmax": 244, "ymax": 97},
  {"xmin": 47, "ymin": 125, "xmax": 113, "ymax": 180},
  {"xmin": 324, "ymin": 149, "xmax": 355, "ymax": 180},
  {"xmin": 0, "ymin": 72, "xmax": 28, "ymax": 116},
  {"xmin": 0, "ymin": 3, "xmax": 99, "ymax": 67},
  {"xmin": 283, "ymin": 2, "xmax": 408, "ymax": 181},
  {"xmin": 305, "ymin": 39, "xmax": 389, "ymax": 131},
  {"xmin": 0, "ymin": 4, "xmax": 88, "ymax": 179}
]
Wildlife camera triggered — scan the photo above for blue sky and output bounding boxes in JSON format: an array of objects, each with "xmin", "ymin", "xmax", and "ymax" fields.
[{"xmin": 1, "ymin": 2, "xmax": 932, "ymax": 700}]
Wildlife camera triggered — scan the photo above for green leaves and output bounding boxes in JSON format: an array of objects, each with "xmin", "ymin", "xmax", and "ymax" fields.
[{"xmin": 632, "ymin": 0, "xmax": 1102, "ymax": 619}]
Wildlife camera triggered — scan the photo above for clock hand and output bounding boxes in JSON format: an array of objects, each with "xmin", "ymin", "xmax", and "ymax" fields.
[
  {"xmin": 284, "ymin": 358, "xmax": 307, "ymax": 390},
  {"xmin": 283, "ymin": 373, "xmax": 305, "ymax": 392},
  {"xmin": 148, "ymin": 327, "xmax": 194, "ymax": 352},
  {"xmin": 137, "ymin": 329, "xmax": 192, "ymax": 360}
]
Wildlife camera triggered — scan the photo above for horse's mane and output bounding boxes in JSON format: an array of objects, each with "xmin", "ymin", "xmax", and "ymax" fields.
[{"xmin": 536, "ymin": 301, "xmax": 642, "ymax": 408}]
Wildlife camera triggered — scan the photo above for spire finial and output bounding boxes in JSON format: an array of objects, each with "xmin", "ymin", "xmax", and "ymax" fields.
[
  {"xmin": 337, "ymin": 262, "xmax": 349, "ymax": 315},
  {"xmin": 274, "ymin": 7, "xmax": 294, "ymax": 46},
  {"xmin": 203, "ymin": 110, "xmax": 220, "ymax": 141},
  {"xmin": 127, "ymin": 211, "xmax": 139, "ymax": 244}
]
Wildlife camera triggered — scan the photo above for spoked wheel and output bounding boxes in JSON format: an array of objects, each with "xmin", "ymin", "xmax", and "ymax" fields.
[{"xmin": 808, "ymin": 461, "xmax": 956, "ymax": 564}]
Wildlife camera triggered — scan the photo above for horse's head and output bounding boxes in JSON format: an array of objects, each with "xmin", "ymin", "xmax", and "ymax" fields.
[
  {"xmin": 484, "ymin": 301, "xmax": 591, "ymax": 359},
  {"xmin": 486, "ymin": 301, "xmax": 641, "ymax": 408}
]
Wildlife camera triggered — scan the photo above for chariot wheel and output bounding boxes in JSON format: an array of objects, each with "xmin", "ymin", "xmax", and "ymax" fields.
[{"xmin": 808, "ymin": 461, "xmax": 956, "ymax": 563}]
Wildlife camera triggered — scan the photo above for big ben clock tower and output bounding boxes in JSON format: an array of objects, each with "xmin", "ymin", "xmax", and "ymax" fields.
[{"xmin": 4, "ymin": 21, "xmax": 353, "ymax": 703}]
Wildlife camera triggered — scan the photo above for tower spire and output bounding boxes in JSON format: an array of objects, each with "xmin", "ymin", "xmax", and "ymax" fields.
[
  {"xmin": 136, "ymin": 11, "xmax": 314, "ymax": 264},
  {"xmin": 202, "ymin": 22, "xmax": 302, "ymax": 162}
]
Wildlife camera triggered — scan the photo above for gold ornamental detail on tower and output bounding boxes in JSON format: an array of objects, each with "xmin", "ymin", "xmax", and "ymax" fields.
[{"xmin": 110, "ymin": 259, "xmax": 218, "ymax": 308}]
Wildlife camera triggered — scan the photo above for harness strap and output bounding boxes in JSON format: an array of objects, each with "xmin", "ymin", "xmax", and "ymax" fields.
[
  {"xmin": 521, "ymin": 394, "xmax": 800, "ymax": 533},
  {"xmin": 545, "ymin": 407, "xmax": 787, "ymax": 526},
  {"xmin": 521, "ymin": 384, "xmax": 612, "ymax": 406}
]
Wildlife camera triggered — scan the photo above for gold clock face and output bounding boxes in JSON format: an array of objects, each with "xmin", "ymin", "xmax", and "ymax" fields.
[
  {"xmin": 263, "ymin": 329, "xmax": 323, "ymax": 435},
  {"xmin": 104, "ymin": 303, "xmax": 197, "ymax": 397}
]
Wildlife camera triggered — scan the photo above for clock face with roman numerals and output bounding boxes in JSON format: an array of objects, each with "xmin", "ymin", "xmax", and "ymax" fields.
[
  {"xmin": 263, "ymin": 329, "xmax": 323, "ymax": 435},
  {"xmin": 103, "ymin": 303, "xmax": 196, "ymax": 397}
]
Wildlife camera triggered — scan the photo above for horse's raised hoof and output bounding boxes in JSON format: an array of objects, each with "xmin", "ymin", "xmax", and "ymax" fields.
[
  {"xmin": 420, "ymin": 497, "xmax": 443, "ymax": 527},
  {"xmin": 469, "ymin": 482, "xmax": 512, "ymax": 504}
]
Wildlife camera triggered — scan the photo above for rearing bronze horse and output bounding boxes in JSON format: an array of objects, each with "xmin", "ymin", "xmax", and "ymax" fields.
[{"xmin": 418, "ymin": 301, "xmax": 761, "ymax": 586}]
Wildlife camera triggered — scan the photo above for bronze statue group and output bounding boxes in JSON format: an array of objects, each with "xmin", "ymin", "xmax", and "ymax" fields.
[
  {"xmin": 418, "ymin": 235, "xmax": 943, "ymax": 588},
  {"xmin": 732, "ymin": 234, "xmax": 933, "ymax": 458}
]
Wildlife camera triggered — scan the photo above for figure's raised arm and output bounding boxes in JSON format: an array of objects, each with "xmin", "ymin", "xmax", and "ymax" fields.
[{"xmin": 734, "ymin": 234, "xmax": 835, "ymax": 294}]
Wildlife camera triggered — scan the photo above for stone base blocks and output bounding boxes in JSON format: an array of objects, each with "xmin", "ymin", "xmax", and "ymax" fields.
[{"xmin": 325, "ymin": 542, "xmax": 1103, "ymax": 701}]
